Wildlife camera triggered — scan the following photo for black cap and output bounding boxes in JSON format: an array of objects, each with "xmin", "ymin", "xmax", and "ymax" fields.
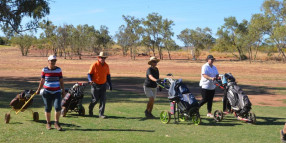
[{"xmin": 207, "ymin": 55, "xmax": 215, "ymax": 60}]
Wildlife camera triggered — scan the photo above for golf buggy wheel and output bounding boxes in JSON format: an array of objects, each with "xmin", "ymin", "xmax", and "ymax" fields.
[
  {"xmin": 214, "ymin": 110, "xmax": 223, "ymax": 122},
  {"xmin": 78, "ymin": 107, "xmax": 85, "ymax": 116},
  {"xmin": 61, "ymin": 107, "xmax": 67, "ymax": 117},
  {"xmin": 248, "ymin": 112, "xmax": 256, "ymax": 124},
  {"xmin": 160, "ymin": 111, "xmax": 171, "ymax": 124},
  {"xmin": 5, "ymin": 113, "xmax": 11, "ymax": 124},
  {"xmin": 179, "ymin": 115, "xmax": 186, "ymax": 122},
  {"xmin": 192, "ymin": 112, "xmax": 201, "ymax": 125},
  {"xmin": 32, "ymin": 112, "xmax": 39, "ymax": 122}
]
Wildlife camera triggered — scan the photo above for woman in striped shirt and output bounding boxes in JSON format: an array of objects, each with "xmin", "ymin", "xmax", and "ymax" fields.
[{"xmin": 36, "ymin": 55, "xmax": 65, "ymax": 131}]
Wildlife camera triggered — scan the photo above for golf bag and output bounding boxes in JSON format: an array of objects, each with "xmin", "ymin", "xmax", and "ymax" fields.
[
  {"xmin": 61, "ymin": 83, "xmax": 87, "ymax": 116},
  {"xmin": 10, "ymin": 90, "xmax": 35, "ymax": 109},
  {"xmin": 168, "ymin": 79, "xmax": 199, "ymax": 113},
  {"xmin": 223, "ymin": 73, "xmax": 252, "ymax": 116}
]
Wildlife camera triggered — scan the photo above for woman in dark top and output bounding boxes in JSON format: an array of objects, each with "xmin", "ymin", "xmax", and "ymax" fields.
[{"xmin": 143, "ymin": 57, "xmax": 160, "ymax": 118}]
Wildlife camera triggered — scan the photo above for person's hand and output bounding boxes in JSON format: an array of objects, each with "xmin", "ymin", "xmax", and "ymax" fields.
[
  {"xmin": 89, "ymin": 81, "xmax": 94, "ymax": 85},
  {"xmin": 210, "ymin": 77, "xmax": 216, "ymax": 81},
  {"xmin": 158, "ymin": 86, "xmax": 162, "ymax": 92},
  {"xmin": 156, "ymin": 79, "xmax": 161, "ymax": 83},
  {"xmin": 62, "ymin": 90, "xmax": 66, "ymax": 98},
  {"xmin": 36, "ymin": 89, "xmax": 40, "ymax": 95},
  {"xmin": 109, "ymin": 85, "xmax": 112, "ymax": 91}
]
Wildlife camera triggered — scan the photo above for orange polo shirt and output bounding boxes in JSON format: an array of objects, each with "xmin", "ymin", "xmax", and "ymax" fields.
[{"xmin": 88, "ymin": 61, "xmax": 110, "ymax": 84}]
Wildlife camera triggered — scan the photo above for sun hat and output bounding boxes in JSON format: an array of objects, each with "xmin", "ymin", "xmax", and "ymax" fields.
[
  {"xmin": 98, "ymin": 52, "xmax": 108, "ymax": 58},
  {"xmin": 148, "ymin": 57, "xmax": 160, "ymax": 65},
  {"xmin": 48, "ymin": 55, "xmax": 57, "ymax": 61},
  {"xmin": 206, "ymin": 55, "xmax": 215, "ymax": 60}
]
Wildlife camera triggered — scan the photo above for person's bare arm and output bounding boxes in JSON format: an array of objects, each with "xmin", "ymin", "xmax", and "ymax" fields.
[
  {"xmin": 203, "ymin": 74, "xmax": 216, "ymax": 81},
  {"xmin": 60, "ymin": 78, "xmax": 65, "ymax": 97},
  {"xmin": 36, "ymin": 78, "xmax": 45, "ymax": 94},
  {"xmin": 148, "ymin": 74, "xmax": 158, "ymax": 82}
]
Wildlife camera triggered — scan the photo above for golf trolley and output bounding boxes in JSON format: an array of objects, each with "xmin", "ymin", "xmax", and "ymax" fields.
[
  {"xmin": 61, "ymin": 82, "xmax": 88, "ymax": 117},
  {"xmin": 5, "ymin": 90, "xmax": 39, "ymax": 123},
  {"xmin": 213, "ymin": 73, "xmax": 256, "ymax": 124},
  {"xmin": 159, "ymin": 74, "xmax": 201, "ymax": 125}
]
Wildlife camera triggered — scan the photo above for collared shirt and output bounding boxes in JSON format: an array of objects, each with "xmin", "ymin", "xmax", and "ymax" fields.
[
  {"xmin": 88, "ymin": 61, "xmax": 110, "ymax": 84},
  {"xmin": 199, "ymin": 62, "xmax": 219, "ymax": 90},
  {"xmin": 41, "ymin": 66, "xmax": 63, "ymax": 93}
]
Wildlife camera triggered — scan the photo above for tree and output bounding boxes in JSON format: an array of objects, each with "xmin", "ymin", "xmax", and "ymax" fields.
[
  {"xmin": 39, "ymin": 20, "xmax": 57, "ymax": 55},
  {"xmin": 56, "ymin": 24, "xmax": 70, "ymax": 58},
  {"xmin": 261, "ymin": 0, "xmax": 286, "ymax": 61},
  {"xmin": 161, "ymin": 18, "xmax": 175, "ymax": 60},
  {"xmin": 122, "ymin": 15, "xmax": 143, "ymax": 60},
  {"xmin": 0, "ymin": 0, "xmax": 50, "ymax": 35},
  {"xmin": 115, "ymin": 25, "xmax": 131, "ymax": 56},
  {"xmin": 243, "ymin": 14, "xmax": 272, "ymax": 63},
  {"xmin": 97, "ymin": 25, "xmax": 112, "ymax": 52},
  {"xmin": 215, "ymin": 17, "xmax": 248, "ymax": 60},
  {"xmin": 11, "ymin": 34, "xmax": 35, "ymax": 56},
  {"xmin": 178, "ymin": 27, "xmax": 214, "ymax": 60},
  {"xmin": 142, "ymin": 13, "xmax": 163, "ymax": 58}
]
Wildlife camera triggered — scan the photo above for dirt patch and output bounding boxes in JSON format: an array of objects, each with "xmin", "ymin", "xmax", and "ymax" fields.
[{"xmin": 0, "ymin": 46, "xmax": 285, "ymax": 107}]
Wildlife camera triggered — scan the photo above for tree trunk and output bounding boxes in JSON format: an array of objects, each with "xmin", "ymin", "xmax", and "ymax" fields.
[
  {"xmin": 254, "ymin": 42, "xmax": 260, "ymax": 61},
  {"xmin": 237, "ymin": 46, "xmax": 243, "ymax": 61},
  {"xmin": 167, "ymin": 50, "xmax": 171, "ymax": 60},
  {"xmin": 277, "ymin": 45, "xmax": 286, "ymax": 62}
]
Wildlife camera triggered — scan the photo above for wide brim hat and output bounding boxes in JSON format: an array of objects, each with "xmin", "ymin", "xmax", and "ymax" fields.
[
  {"xmin": 206, "ymin": 55, "xmax": 215, "ymax": 60},
  {"xmin": 148, "ymin": 56, "xmax": 160, "ymax": 65},
  {"xmin": 98, "ymin": 52, "xmax": 108, "ymax": 58}
]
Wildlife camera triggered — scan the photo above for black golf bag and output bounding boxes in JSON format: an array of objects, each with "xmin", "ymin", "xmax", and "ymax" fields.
[
  {"xmin": 61, "ymin": 83, "xmax": 87, "ymax": 116},
  {"xmin": 223, "ymin": 73, "xmax": 252, "ymax": 116},
  {"xmin": 168, "ymin": 79, "xmax": 199, "ymax": 114}
]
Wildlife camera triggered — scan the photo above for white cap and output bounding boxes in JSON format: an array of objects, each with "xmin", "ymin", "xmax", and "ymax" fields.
[{"xmin": 48, "ymin": 55, "xmax": 57, "ymax": 61}]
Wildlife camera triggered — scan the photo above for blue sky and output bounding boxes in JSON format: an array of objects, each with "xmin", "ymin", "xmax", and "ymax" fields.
[{"xmin": 5, "ymin": 0, "xmax": 269, "ymax": 46}]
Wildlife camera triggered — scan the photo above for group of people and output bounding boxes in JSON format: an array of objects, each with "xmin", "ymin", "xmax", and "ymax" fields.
[
  {"xmin": 34, "ymin": 52, "xmax": 286, "ymax": 142},
  {"xmin": 142, "ymin": 54, "xmax": 221, "ymax": 118},
  {"xmin": 34, "ymin": 52, "xmax": 223, "ymax": 130},
  {"xmin": 35, "ymin": 52, "xmax": 111, "ymax": 131}
]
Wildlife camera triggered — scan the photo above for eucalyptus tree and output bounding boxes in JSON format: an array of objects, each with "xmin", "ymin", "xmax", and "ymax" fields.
[
  {"xmin": 243, "ymin": 14, "xmax": 271, "ymax": 62},
  {"xmin": 161, "ymin": 18, "xmax": 175, "ymax": 60},
  {"xmin": 178, "ymin": 27, "xmax": 214, "ymax": 60},
  {"xmin": 56, "ymin": 24, "xmax": 70, "ymax": 58},
  {"xmin": 0, "ymin": 0, "xmax": 50, "ymax": 35},
  {"xmin": 122, "ymin": 15, "xmax": 143, "ymax": 60},
  {"xmin": 142, "ymin": 13, "xmax": 163, "ymax": 57},
  {"xmin": 115, "ymin": 25, "xmax": 131, "ymax": 56},
  {"xmin": 215, "ymin": 17, "xmax": 248, "ymax": 60},
  {"xmin": 97, "ymin": 25, "xmax": 112, "ymax": 52},
  {"xmin": 261, "ymin": 0, "xmax": 286, "ymax": 61},
  {"xmin": 11, "ymin": 34, "xmax": 35, "ymax": 56},
  {"xmin": 39, "ymin": 20, "xmax": 57, "ymax": 55}
]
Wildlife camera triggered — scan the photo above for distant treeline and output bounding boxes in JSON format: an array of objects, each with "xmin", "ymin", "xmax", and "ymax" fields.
[{"xmin": 0, "ymin": 0, "xmax": 285, "ymax": 62}]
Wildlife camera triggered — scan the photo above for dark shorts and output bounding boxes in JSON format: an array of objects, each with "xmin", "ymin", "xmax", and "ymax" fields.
[{"xmin": 42, "ymin": 90, "xmax": 62, "ymax": 112}]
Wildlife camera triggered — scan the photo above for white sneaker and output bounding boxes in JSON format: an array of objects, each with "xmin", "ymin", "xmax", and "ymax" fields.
[{"xmin": 207, "ymin": 113, "xmax": 214, "ymax": 118}]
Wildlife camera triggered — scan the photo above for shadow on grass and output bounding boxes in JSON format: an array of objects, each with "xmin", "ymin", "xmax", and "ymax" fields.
[
  {"xmin": 65, "ymin": 128, "xmax": 155, "ymax": 132},
  {"xmin": 36, "ymin": 119, "xmax": 155, "ymax": 132},
  {"xmin": 36, "ymin": 120, "xmax": 81, "ymax": 128},
  {"xmin": 255, "ymin": 116, "xmax": 286, "ymax": 126},
  {"xmin": 64, "ymin": 114, "xmax": 161, "ymax": 122},
  {"xmin": 0, "ymin": 76, "xmax": 284, "ymax": 109}
]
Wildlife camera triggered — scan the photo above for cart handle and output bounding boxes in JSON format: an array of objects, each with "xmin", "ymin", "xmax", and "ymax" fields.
[{"xmin": 15, "ymin": 92, "xmax": 37, "ymax": 114}]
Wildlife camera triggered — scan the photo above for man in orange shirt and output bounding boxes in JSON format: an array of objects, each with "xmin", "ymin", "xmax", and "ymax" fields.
[{"xmin": 88, "ymin": 52, "xmax": 112, "ymax": 119}]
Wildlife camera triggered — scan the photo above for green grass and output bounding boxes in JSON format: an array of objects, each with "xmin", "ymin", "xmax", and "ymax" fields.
[{"xmin": 1, "ymin": 87, "xmax": 286, "ymax": 143}]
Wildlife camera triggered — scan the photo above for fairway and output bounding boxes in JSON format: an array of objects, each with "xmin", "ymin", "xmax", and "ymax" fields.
[{"xmin": 0, "ymin": 46, "xmax": 286, "ymax": 143}]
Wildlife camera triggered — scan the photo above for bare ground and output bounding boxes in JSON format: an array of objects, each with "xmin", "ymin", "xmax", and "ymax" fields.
[{"xmin": 0, "ymin": 46, "xmax": 286, "ymax": 107}]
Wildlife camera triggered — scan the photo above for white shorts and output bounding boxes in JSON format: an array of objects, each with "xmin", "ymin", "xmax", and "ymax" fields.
[{"xmin": 143, "ymin": 86, "xmax": 157, "ymax": 98}]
